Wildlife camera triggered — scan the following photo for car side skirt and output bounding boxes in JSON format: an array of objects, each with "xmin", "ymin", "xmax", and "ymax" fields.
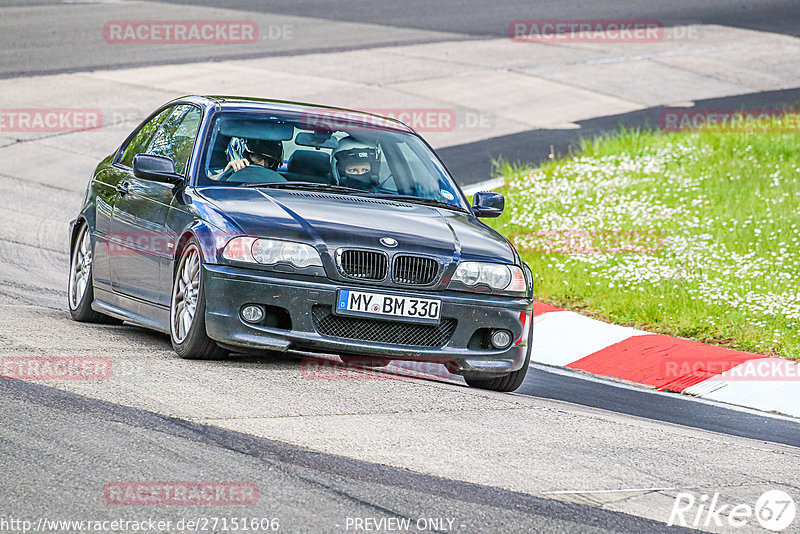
[{"xmin": 92, "ymin": 287, "xmax": 170, "ymax": 334}]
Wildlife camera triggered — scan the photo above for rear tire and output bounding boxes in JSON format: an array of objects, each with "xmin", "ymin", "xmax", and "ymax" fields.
[
  {"xmin": 68, "ymin": 222, "xmax": 123, "ymax": 324},
  {"xmin": 170, "ymin": 238, "xmax": 227, "ymax": 360}
]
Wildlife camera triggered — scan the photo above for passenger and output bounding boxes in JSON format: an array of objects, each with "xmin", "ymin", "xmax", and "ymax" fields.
[{"xmin": 331, "ymin": 137, "xmax": 383, "ymax": 192}]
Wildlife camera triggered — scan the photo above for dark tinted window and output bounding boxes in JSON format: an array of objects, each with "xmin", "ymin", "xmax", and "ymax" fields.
[
  {"xmin": 197, "ymin": 111, "xmax": 465, "ymax": 209},
  {"xmin": 119, "ymin": 107, "xmax": 173, "ymax": 168},
  {"xmin": 147, "ymin": 104, "xmax": 203, "ymax": 175}
]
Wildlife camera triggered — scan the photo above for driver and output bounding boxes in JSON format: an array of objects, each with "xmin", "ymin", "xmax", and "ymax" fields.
[
  {"xmin": 214, "ymin": 138, "xmax": 283, "ymax": 179},
  {"xmin": 331, "ymin": 137, "xmax": 383, "ymax": 192}
]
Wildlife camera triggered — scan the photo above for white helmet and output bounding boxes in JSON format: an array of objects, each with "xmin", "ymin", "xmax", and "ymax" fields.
[{"xmin": 331, "ymin": 136, "xmax": 380, "ymax": 188}]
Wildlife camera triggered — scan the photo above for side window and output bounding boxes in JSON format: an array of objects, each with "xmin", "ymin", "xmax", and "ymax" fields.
[
  {"xmin": 119, "ymin": 107, "xmax": 173, "ymax": 168},
  {"xmin": 146, "ymin": 104, "xmax": 202, "ymax": 175}
]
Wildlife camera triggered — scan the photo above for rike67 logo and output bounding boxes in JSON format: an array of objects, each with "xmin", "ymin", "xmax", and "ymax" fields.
[{"xmin": 669, "ymin": 489, "xmax": 796, "ymax": 531}]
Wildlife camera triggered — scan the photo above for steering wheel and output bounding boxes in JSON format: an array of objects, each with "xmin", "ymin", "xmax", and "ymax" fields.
[
  {"xmin": 219, "ymin": 164, "xmax": 286, "ymax": 184},
  {"xmin": 217, "ymin": 167, "xmax": 235, "ymax": 182}
]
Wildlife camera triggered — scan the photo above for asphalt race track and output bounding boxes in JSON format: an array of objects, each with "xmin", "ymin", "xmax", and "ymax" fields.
[
  {"xmin": 1, "ymin": 1, "xmax": 800, "ymax": 532},
  {"xmin": 0, "ymin": 377, "xmax": 694, "ymax": 533}
]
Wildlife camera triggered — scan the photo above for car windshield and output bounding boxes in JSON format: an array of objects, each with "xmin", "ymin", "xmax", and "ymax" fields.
[{"xmin": 197, "ymin": 110, "xmax": 467, "ymax": 210}]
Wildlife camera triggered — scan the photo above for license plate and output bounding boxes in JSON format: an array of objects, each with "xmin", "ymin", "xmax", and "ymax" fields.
[{"xmin": 336, "ymin": 290, "xmax": 441, "ymax": 324}]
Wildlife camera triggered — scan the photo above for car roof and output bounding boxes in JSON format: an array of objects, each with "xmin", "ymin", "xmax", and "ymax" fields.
[{"xmin": 182, "ymin": 95, "xmax": 415, "ymax": 133}]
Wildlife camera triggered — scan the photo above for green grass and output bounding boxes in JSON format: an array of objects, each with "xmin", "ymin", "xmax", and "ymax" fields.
[{"xmin": 486, "ymin": 123, "xmax": 800, "ymax": 359}]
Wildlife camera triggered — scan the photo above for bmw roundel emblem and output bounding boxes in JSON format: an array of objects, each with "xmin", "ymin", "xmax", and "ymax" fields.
[{"xmin": 380, "ymin": 237, "xmax": 398, "ymax": 248}]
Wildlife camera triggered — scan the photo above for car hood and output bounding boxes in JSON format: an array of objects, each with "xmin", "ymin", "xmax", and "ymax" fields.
[{"xmin": 197, "ymin": 186, "xmax": 516, "ymax": 264}]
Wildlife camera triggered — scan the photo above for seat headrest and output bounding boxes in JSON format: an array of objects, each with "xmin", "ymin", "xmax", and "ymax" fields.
[{"xmin": 287, "ymin": 150, "xmax": 331, "ymax": 177}]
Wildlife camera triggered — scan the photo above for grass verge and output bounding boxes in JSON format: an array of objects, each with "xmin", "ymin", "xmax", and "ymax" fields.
[{"xmin": 486, "ymin": 123, "xmax": 800, "ymax": 359}]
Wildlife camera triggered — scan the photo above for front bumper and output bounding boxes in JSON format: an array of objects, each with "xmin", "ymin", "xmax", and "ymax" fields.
[{"xmin": 202, "ymin": 264, "xmax": 533, "ymax": 375}]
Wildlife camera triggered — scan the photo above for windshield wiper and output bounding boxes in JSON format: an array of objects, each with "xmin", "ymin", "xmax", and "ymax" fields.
[
  {"xmin": 242, "ymin": 181, "xmax": 366, "ymax": 195},
  {"xmin": 367, "ymin": 194, "xmax": 468, "ymax": 212}
]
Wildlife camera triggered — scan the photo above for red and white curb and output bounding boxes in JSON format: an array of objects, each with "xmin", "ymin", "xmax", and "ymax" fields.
[{"xmin": 530, "ymin": 302, "xmax": 800, "ymax": 418}]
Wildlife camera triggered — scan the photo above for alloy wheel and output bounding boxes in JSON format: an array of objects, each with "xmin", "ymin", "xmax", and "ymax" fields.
[
  {"xmin": 171, "ymin": 246, "xmax": 201, "ymax": 343},
  {"xmin": 68, "ymin": 225, "xmax": 92, "ymax": 310}
]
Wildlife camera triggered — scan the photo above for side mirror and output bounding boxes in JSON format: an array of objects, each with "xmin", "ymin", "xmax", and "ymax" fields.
[
  {"xmin": 133, "ymin": 154, "xmax": 183, "ymax": 183},
  {"xmin": 472, "ymin": 191, "xmax": 505, "ymax": 218}
]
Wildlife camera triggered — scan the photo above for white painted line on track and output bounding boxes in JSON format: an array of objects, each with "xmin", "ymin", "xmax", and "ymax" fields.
[{"xmin": 542, "ymin": 487, "xmax": 679, "ymax": 495}]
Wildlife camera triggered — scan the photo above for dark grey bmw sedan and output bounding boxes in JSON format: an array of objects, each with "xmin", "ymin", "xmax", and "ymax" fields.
[{"xmin": 68, "ymin": 96, "xmax": 534, "ymax": 391}]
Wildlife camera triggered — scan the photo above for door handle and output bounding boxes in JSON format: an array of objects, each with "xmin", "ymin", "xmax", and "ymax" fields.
[{"xmin": 115, "ymin": 181, "xmax": 130, "ymax": 195}]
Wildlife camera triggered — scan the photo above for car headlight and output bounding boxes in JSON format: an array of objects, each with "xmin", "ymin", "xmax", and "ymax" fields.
[
  {"xmin": 222, "ymin": 237, "xmax": 323, "ymax": 269},
  {"xmin": 449, "ymin": 262, "xmax": 527, "ymax": 295}
]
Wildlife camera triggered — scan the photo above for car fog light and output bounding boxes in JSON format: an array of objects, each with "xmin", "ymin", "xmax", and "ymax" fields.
[
  {"xmin": 241, "ymin": 305, "xmax": 264, "ymax": 324},
  {"xmin": 491, "ymin": 329, "xmax": 513, "ymax": 349}
]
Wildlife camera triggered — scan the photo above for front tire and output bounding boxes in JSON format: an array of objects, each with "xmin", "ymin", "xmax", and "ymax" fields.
[
  {"xmin": 68, "ymin": 222, "xmax": 122, "ymax": 324},
  {"xmin": 463, "ymin": 334, "xmax": 532, "ymax": 392},
  {"xmin": 463, "ymin": 365, "xmax": 529, "ymax": 392},
  {"xmin": 170, "ymin": 238, "xmax": 227, "ymax": 360}
]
